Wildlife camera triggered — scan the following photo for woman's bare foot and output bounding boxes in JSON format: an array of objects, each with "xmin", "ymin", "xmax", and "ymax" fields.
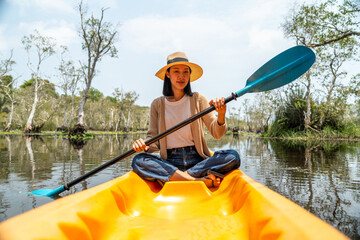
[
  {"xmin": 168, "ymin": 170, "xmax": 221, "ymax": 188},
  {"xmin": 201, "ymin": 173, "xmax": 221, "ymax": 188}
]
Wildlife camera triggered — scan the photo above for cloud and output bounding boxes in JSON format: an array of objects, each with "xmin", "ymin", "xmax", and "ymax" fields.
[
  {"xmin": 0, "ymin": 24, "xmax": 8, "ymax": 52},
  {"xmin": 10, "ymin": 0, "xmax": 75, "ymax": 14},
  {"xmin": 35, "ymin": 0, "xmax": 75, "ymax": 13},
  {"xmin": 120, "ymin": 15, "xmax": 243, "ymax": 62},
  {"xmin": 96, "ymin": 0, "xmax": 118, "ymax": 9},
  {"xmin": 18, "ymin": 20, "xmax": 78, "ymax": 47},
  {"xmin": 248, "ymin": 28, "xmax": 287, "ymax": 51}
]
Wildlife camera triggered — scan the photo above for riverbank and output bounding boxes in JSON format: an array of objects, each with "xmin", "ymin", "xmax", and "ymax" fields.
[
  {"xmin": 1, "ymin": 129, "xmax": 359, "ymax": 141},
  {"xmin": 261, "ymin": 124, "xmax": 360, "ymax": 141},
  {"xmin": 0, "ymin": 130, "xmax": 147, "ymax": 135}
]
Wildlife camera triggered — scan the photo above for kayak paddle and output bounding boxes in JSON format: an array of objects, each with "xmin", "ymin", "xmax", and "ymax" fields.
[{"xmin": 32, "ymin": 45, "xmax": 315, "ymax": 197}]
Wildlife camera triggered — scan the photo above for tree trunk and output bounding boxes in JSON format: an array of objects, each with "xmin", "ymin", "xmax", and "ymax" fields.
[
  {"xmin": 24, "ymin": 81, "xmax": 39, "ymax": 133},
  {"xmin": 4, "ymin": 98, "xmax": 14, "ymax": 132},
  {"xmin": 115, "ymin": 118, "xmax": 120, "ymax": 132},
  {"xmin": 126, "ymin": 109, "xmax": 132, "ymax": 132},
  {"xmin": 22, "ymin": 30, "xmax": 55, "ymax": 133},
  {"xmin": 72, "ymin": 85, "xmax": 90, "ymax": 135},
  {"xmin": 68, "ymin": 93, "xmax": 76, "ymax": 128},
  {"xmin": 121, "ymin": 110, "xmax": 128, "ymax": 132},
  {"xmin": 109, "ymin": 108, "xmax": 114, "ymax": 131},
  {"xmin": 304, "ymin": 72, "xmax": 321, "ymax": 134},
  {"xmin": 304, "ymin": 71, "xmax": 312, "ymax": 130},
  {"xmin": 247, "ymin": 122, "xmax": 253, "ymax": 132},
  {"xmin": 61, "ymin": 94, "xmax": 69, "ymax": 130},
  {"xmin": 320, "ymin": 55, "xmax": 345, "ymax": 128},
  {"xmin": 77, "ymin": 94, "xmax": 87, "ymax": 126}
]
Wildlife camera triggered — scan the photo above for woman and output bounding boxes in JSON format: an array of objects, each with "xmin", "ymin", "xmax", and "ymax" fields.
[{"xmin": 132, "ymin": 52, "xmax": 240, "ymax": 188}]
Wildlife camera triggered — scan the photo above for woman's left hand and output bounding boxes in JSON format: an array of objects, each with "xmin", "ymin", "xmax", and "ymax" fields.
[{"xmin": 209, "ymin": 97, "xmax": 227, "ymax": 114}]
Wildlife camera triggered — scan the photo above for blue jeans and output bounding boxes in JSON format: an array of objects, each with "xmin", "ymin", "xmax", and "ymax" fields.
[{"xmin": 131, "ymin": 146, "xmax": 241, "ymax": 182}]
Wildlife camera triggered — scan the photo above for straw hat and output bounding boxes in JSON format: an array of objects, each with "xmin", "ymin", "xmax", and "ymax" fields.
[{"xmin": 155, "ymin": 52, "xmax": 203, "ymax": 82}]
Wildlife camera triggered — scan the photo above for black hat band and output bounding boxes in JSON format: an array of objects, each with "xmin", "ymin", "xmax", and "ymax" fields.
[{"xmin": 167, "ymin": 57, "xmax": 189, "ymax": 64}]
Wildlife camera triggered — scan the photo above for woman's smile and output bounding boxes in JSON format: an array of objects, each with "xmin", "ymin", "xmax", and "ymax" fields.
[{"xmin": 176, "ymin": 80, "xmax": 186, "ymax": 85}]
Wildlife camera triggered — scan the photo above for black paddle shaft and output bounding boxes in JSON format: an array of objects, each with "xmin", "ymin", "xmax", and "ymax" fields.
[{"xmin": 64, "ymin": 93, "xmax": 238, "ymax": 190}]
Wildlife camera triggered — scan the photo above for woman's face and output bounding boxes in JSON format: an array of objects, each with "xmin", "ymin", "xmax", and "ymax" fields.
[{"xmin": 166, "ymin": 64, "xmax": 191, "ymax": 93}]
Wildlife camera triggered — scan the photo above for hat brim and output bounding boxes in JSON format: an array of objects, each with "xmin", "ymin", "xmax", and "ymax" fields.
[{"xmin": 155, "ymin": 62, "xmax": 203, "ymax": 82}]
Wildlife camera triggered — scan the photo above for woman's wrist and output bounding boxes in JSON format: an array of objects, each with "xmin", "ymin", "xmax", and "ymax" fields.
[
  {"xmin": 217, "ymin": 116, "xmax": 225, "ymax": 126},
  {"xmin": 217, "ymin": 120, "xmax": 225, "ymax": 126},
  {"xmin": 217, "ymin": 113, "xmax": 225, "ymax": 126}
]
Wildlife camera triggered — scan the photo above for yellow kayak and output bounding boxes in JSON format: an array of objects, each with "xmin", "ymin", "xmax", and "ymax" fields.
[{"xmin": 0, "ymin": 169, "xmax": 348, "ymax": 239}]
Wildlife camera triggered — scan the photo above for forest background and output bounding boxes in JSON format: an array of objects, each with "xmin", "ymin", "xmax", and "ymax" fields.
[{"xmin": 0, "ymin": 0, "xmax": 359, "ymax": 138}]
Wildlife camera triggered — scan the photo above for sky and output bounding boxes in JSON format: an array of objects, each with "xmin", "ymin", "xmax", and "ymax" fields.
[{"xmin": 0, "ymin": 0, "xmax": 358, "ymax": 109}]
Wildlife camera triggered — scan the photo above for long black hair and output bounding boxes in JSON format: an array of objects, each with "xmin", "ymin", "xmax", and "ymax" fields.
[{"xmin": 162, "ymin": 67, "xmax": 193, "ymax": 97}]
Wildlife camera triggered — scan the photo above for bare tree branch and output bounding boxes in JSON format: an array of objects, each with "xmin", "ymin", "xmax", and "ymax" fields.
[{"xmin": 308, "ymin": 31, "xmax": 360, "ymax": 47}]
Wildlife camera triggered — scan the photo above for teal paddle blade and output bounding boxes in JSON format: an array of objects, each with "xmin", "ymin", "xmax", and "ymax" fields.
[
  {"xmin": 238, "ymin": 46, "xmax": 315, "ymax": 96},
  {"xmin": 31, "ymin": 186, "xmax": 66, "ymax": 197}
]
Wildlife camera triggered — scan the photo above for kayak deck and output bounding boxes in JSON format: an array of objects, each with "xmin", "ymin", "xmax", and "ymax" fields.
[{"xmin": 0, "ymin": 170, "xmax": 347, "ymax": 239}]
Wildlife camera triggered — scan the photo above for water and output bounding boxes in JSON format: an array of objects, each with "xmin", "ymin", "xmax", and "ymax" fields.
[{"xmin": 0, "ymin": 134, "xmax": 359, "ymax": 239}]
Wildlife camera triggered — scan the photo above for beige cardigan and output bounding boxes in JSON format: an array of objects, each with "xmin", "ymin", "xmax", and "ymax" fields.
[{"xmin": 146, "ymin": 92, "xmax": 227, "ymax": 160}]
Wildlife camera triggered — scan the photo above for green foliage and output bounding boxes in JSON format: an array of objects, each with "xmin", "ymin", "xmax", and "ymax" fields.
[
  {"xmin": 19, "ymin": 79, "xmax": 33, "ymax": 88},
  {"xmin": 69, "ymin": 132, "xmax": 95, "ymax": 140},
  {"xmin": 20, "ymin": 78, "xmax": 58, "ymax": 98},
  {"xmin": 278, "ymin": 88, "xmax": 306, "ymax": 130},
  {"xmin": 22, "ymin": 30, "xmax": 56, "ymax": 61},
  {"xmin": 0, "ymin": 112, "xmax": 8, "ymax": 127},
  {"xmin": 0, "ymin": 83, "xmax": 149, "ymax": 132},
  {"xmin": 0, "ymin": 75, "xmax": 14, "ymax": 112},
  {"xmin": 283, "ymin": 0, "xmax": 359, "ymax": 48},
  {"xmin": 81, "ymin": 87, "xmax": 104, "ymax": 102},
  {"xmin": 266, "ymin": 86, "xmax": 307, "ymax": 136},
  {"xmin": 0, "ymin": 50, "xmax": 15, "ymax": 78},
  {"xmin": 265, "ymin": 82, "xmax": 360, "ymax": 138},
  {"xmin": 342, "ymin": 122, "xmax": 360, "ymax": 137},
  {"xmin": 265, "ymin": 120, "xmax": 360, "ymax": 139},
  {"xmin": 322, "ymin": 126, "xmax": 338, "ymax": 138},
  {"xmin": 106, "ymin": 96, "xmax": 117, "ymax": 103},
  {"xmin": 272, "ymin": 0, "xmax": 360, "ymax": 139},
  {"xmin": 0, "ymin": 75, "xmax": 13, "ymax": 87}
]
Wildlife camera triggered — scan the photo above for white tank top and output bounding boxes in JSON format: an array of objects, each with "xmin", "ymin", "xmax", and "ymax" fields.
[{"xmin": 164, "ymin": 95, "xmax": 194, "ymax": 149}]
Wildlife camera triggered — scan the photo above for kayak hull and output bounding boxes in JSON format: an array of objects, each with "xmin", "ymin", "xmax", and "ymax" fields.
[{"xmin": 0, "ymin": 170, "xmax": 348, "ymax": 239}]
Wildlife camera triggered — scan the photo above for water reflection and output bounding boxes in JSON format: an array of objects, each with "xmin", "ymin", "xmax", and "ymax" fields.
[
  {"xmin": 0, "ymin": 134, "xmax": 359, "ymax": 239},
  {"xmin": 207, "ymin": 135, "xmax": 360, "ymax": 239},
  {"xmin": 263, "ymin": 139, "xmax": 360, "ymax": 238}
]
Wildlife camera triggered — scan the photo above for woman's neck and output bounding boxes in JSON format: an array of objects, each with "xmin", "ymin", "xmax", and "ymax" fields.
[{"xmin": 167, "ymin": 91, "xmax": 185, "ymax": 102}]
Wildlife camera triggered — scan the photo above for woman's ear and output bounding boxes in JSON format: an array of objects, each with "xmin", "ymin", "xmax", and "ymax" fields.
[{"xmin": 165, "ymin": 70, "xmax": 170, "ymax": 79}]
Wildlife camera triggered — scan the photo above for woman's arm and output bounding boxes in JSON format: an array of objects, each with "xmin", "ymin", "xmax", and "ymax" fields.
[
  {"xmin": 198, "ymin": 93, "xmax": 227, "ymax": 139},
  {"xmin": 133, "ymin": 98, "xmax": 161, "ymax": 153}
]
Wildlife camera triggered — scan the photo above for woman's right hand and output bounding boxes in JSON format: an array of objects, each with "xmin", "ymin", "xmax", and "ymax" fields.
[{"xmin": 132, "ymin": 138, "xmax": 150, "ymax": 152}]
